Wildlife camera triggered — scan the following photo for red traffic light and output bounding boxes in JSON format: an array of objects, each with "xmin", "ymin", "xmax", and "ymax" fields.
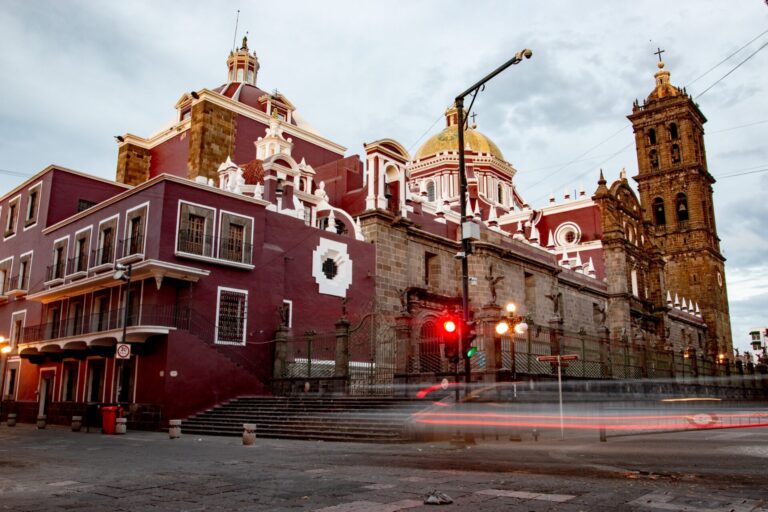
[{"xmin": 443, "ymin": 319, "xmax": 457, "ymax": 333}]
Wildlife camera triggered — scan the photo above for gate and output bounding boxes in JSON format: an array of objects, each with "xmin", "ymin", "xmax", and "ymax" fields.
[{"xmin": 348, "ymin": 314, "xmax": 395, "ymax": 395}]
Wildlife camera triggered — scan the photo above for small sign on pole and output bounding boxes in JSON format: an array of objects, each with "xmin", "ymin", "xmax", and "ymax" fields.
[{"xmin": 116, "ymin": 343, "xmax": 131, "ymax": 360}]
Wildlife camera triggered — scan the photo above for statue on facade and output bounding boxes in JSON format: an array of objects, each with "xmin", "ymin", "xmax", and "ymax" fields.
[
  {"xmin": 545, "ymin": 288, "xmax": 563, "ymax": 317},
  {"xmin": 485, "ymin": 263, "xmax": 504, "ymax": 305}
]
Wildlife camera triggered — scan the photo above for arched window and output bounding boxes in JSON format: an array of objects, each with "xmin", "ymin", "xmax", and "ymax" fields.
[
  {"xmin": 669, "ymin": 122, "xmax": 679, "ymax": 140},
  {"xmin": 675, "ymin": 193, "xmax": 689, "ymax": 223},
  {"xmin": 426, "ymin": 181, "xmax": 436, "ymax": 202},
  {"xmin": 652, "ymin": 197, "xmax": 666, "ymax": 226},
  {"xmin": 649, "ymin": 149, "xmax": 659, "ymax": 169},
  {"xmin": 497, "ymin": 183, "xmax": 504, "ymax": 204},
  {"xmin": 647, "ymin": 128, "xmax": 657, "ymax": 145},
  {"xmin": 671, "ymin": 144, "xmax": 681, "ymax": 164}
]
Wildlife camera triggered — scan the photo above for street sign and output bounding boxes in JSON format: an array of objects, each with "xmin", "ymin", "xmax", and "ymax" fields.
[
  {"xmin": 536, "ymin": 354, "xmax": 579, "ymax": 362},
  {"xmin": 116, "ymin": 343, "xmax": 131, "ymax": 360}
]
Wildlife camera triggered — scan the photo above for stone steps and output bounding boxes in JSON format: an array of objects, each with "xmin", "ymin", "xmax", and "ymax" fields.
[{"xmin": 181, "ymin": 396, "xmax": 425, "ymax": 443}]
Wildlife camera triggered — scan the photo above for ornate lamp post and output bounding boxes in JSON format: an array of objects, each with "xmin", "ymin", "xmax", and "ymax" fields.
[{"xmin": 494, "ymin": 303, "xmax": 529, "ymax": 379}]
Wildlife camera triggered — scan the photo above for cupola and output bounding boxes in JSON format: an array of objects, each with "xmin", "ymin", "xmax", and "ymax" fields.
[{"xmin": 227, "ymin": 35, "xmax": 260, "ymax": 85}]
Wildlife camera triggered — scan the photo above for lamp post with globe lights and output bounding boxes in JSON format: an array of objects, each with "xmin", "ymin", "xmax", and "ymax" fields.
[
  {"xmin": 0, "ymin": 336, "xmax": 11, "ymax": 417},
  {"xmin": 494, "ymin": 303, "xmax": 528, "ymax": 380}
]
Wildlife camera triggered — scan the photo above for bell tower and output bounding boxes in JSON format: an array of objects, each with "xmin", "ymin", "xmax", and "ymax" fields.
[{"xmin": 629, "ymin": 53, "xmax": 732, "ymax": 357}]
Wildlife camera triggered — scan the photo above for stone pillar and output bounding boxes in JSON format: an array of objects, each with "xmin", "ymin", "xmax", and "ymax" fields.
[
  {"xmin": 549, "ymin": 317, "xmax": 564, "ymax": 355},
  {"xmin": 273, "ymin": 327, "xmax": 289, "ymax": 380},
  {"xmin": 395, "ymin": 315, "xmax": 412, "ymax": 374},
  {"xmin": 334, "ymin": 317, "xmax": 350, "ymax": 379},
  {"xmin": 71, "ymin": 416, "xmax": 82, "ymax": 432},
  {"xmin": 169, "ymin": 419, "xmax": 182, "ymax": 439},
  {"xmin": 599, "ymin": 327, "xmax": 611, "ymax": 378},
  {"xmin": 477, "ymin": 304, "xmax": 502, "ymax": 375}
]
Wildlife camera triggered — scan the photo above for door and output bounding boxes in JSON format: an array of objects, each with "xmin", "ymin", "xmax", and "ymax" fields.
[
  {"xmin": 115, "ymin": 357, "xmax": 135, "ymax": 404},
  {"xmin": 38, "ymin": 373, "xmax": 54, "ymax": 416},
  {"xmin": 86, "ymin": 360, "xmax": 104, "ymax": 403}
]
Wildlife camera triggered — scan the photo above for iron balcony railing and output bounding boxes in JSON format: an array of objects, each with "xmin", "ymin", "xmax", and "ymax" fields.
[
  {"xmin": 22, "ymin": 304, "xmax": 190, "ymax": 343},
  {"xmin": 119, "ymin": 234, "xmax": 144, "ymax": 259},
  {"xmin": 66, "ymin": 254, "xmax": 89, "ymax": 275},
  {"xmin": 6, "ymin": 272, "xmax": 29, "ymax": 292},
  {"xmin": 91, "ymin": 245, "xmax": 115, "ymax": 268},
  {"xmin": 177, "ymin": 229, "xmax": 252, "ymax": 265},
  {"xmin": 46, "ymin": 263, "xmax": 65, "ymax": 281}
]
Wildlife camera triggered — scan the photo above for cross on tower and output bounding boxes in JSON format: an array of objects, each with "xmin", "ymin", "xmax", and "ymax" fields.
[
  {"xmin": 470, "ymin": 112, "xmax": 477, "ymax": 124},
  {"xmin": 654, "ymin": 47, "xmax": 665, "ymax": 62}
]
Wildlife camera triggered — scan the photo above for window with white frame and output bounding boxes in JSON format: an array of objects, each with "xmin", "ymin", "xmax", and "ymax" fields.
[
  {"xmin": 25, "ymin": 183, "xmax": 41, "ymax": 227},
  {"xmin": 10, "ymin": 310, "xmax": 25, "ymax": 347},
  {"xmin": 4, "ymin": 195, "xmax": 20, "ymax": 238},
  {"xmin": 219, "ymin": 212, "xmax": 253, "ymax": 264},
  {"xmin": 280, "ymin": 300, "xmax": 292, "ymax": 329},
  {"xmin": 96, "ymin": 217, "xmax": 118, "ymax": 267},
  {"xmin": 124, "ymin": 204, "xmax": 148, "ymax": 257},
  {"xmin": 0, "ymin": 257, "xmax": 12, "ymax": 295},
  {"xmin": 49, "ymin": 238, "xmax": 68, "ymax": 281},
  {"xmin": 216, "ymin": 288, "xmax": 247, "ymax": 345},
  {"xmin": 17, "ymin": 252, "xmax": 32, "ymax": 291},
  {"xmin": 178, "ymin": 202, "xmax": 215, "ymax": 257}
]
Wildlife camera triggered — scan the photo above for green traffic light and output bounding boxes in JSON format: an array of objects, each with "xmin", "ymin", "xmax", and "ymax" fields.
[{"xmin": 466, "ymin": 346, "xmax": 478, "ymax": 358}]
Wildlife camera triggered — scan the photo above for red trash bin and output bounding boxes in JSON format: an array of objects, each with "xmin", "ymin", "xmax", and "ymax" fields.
[{"xmin": 101, "ymin": 406, "xmax": 117, "ymax": 435}]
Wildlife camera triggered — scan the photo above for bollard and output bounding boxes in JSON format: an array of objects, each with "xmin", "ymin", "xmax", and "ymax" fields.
[
  {"xmin": 532, "ymin": 428, "xmax": 539, "ymax": 442},
  {"xmin": 599, "ymin": 425, "xmax": 607, "ymax": 442},
  {"xmin": 242, "ymin": 423, "xmax": 256, "ymax": 445},
  {"xmin": 168, "ymin": 419, "xmax": 182, "ymax": 439},
  {"xmin": 115, "ymin": 417, "xmax": 127, "ymax": 435},
  {"xmin": 37, "ymin": 415, "xmax": 47, "ymax": 429},
  {"xmin": 71, "ymin": 416, "xmax": 82, "ymax": 432},
  {"xmin": 7, "ymin": 413, "xmax": 17, "ymax": 427}
]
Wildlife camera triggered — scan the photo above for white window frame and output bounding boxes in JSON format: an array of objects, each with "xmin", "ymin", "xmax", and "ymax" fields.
[
  {"xmin": 0, "ymin": 256, "xmax": 14, "ymax": 295},
  {"xmin": 23, "ymin": 181, "xmax": 43, "ymax": 230},
  {"xmin": 121, "ymin": 201, "xmax": 150, "ymax": 260},
  {"xmin": 215, "ymin": 286, "xmax": 248, "ymax": 346},
  {"xmin": 3, "ymin": 194, "xmax": 21, "ymax": 240},
  {"xmin": 217, "ymin": 209, "xmax": 254, "ymax": 263},
  {"xmin": 10, "ymin": 310, "xmax": 26, "ymax": 348},
  {"xmin": 281, "ymin": 299, "xmax": 293, "ymax": 329},
  {"xmin": 16, "ymin": 250, "xmax": 33, "ymax": 291},
  {"xmin": 94, "ymin": 214, "xmax": 120, "ymax": 270}
]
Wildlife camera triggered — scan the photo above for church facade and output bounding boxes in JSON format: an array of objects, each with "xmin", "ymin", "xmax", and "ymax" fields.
[{"xmin": 0, "ymin": 39, "xmax": 741, "ymax": 428}]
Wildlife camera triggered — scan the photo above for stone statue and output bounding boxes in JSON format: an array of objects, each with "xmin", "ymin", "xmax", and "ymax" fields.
[
  {"xmin": 545, "ymin": 288, "xmax": 562, "ymax": 317},
  {"xmin": 398, "ymin": 288, "xmax": 409, "ymax": 313},
  {"xmin": 278, "ymin": 303, "xmax": 290, "ymax": 328},
  {"xmin": 485, "ymin": 263, "xmax": 504, "ymax": 305}
]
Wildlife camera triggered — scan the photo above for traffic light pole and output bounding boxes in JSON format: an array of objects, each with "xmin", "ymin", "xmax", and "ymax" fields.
[{"xmin": 455, "ymin": 49, "xmax": 532, "ymax": 398}]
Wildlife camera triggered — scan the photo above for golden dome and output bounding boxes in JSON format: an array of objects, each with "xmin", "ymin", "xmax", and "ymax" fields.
[{"xmin": 414, "ymin": 106, "xmax": 504, "ymax": 161}]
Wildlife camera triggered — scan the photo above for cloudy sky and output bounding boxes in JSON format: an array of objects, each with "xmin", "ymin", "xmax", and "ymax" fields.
[{"xmin": 1, "ymin": 1, "xmax": 766, "ymax": 353}]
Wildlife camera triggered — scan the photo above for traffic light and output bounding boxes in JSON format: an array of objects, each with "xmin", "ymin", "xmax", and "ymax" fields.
[
  {"xmin": 441, "ymin": 315, "xmax": 460, "ymax": 361},
  {"xmin": 465, "ymin": 320, "xmax": 478, "ymax": 358}
]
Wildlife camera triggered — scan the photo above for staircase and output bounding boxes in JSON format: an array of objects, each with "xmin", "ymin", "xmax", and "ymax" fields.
[{"xmin": 181, "ymin": 396, "xmax": 427, "ymax": 443}]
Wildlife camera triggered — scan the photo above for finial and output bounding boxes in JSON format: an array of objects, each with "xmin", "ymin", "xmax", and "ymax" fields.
[
  {"xmin": 598, "ymin": 169, "xmax": 606, "ymax": 185},
  {"xmin": 654, "ymin": 47, "xmax": 665, "ymax": 64},
  {"xmin": 241, "ymin": 34, "xmax": 248, "ymax": 51}
]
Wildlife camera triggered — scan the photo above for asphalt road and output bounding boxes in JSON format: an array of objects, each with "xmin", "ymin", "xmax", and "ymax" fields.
[{"xmin": 1, "ymin": 423, "xmax": 767, "ymax": 511}]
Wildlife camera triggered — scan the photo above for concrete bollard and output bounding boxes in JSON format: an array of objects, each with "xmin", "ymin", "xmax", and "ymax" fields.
[
  {"xmin": 242, "ymin": 423, "xmax": 256, "ymax": 445},
  {"xmin": 7, "ymin": 413, "xmax": 17, "ymax": 427},
  {"xmin": 37, "ymin": 415, "xmax": 47, "ymax": 429},
  {"xmin": 168, "ymin": 419, "xmax": 182, "ymax": 439},
  {"xmin": 114, "ymin": 417, "xmax": 127, "ymax": 435},
  {"xmin": 71, "ymin": 416, "xmax": 82, "ymax": 432}
]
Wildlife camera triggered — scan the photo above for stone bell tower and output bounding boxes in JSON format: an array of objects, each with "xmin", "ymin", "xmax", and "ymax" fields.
[{"xmin": 628, "ymin": 53, "xmax": 732, "ymax": 357}]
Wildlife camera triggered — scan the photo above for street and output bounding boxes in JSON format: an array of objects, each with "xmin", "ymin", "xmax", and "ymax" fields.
[{"xmin": 1, "ymin": 424, "xmax": 767, "ymax": 511}]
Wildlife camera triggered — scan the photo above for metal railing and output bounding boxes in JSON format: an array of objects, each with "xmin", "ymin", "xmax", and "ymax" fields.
[
  {"xmin": 66, "ymin": 254, "xmax": 88, "ymax": 275},
  {"xmin": 6, "ymin": 273, "xmax": 28, "ymax": 292},
  {"xmin": 119, "ymin": 235, "xmax": 144, "ymax": 259},
  {"xmin": 22, "ymin": 304, "xmax": 189, "ymax": 343},
  {"xmin": 46, "ymin": 263, "xmax": 65, "ymax": 281},
  {"xmin": 91, "ymin": 246, "xmax": 114, "ymax": 268},
  {"xmin": 177, "ymin": 229, "xmax": 252, "ymax": 264}
]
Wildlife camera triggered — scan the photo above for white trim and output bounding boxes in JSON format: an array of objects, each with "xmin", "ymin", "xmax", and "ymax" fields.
[
  {"xmin": 312, "ymin": 238, "xmax": 353, "ymax": 298},
  {"xmin": 176, "ymin": 199, "xmax": 217, "ymax": 259},
  {"xmin": 132, "ymin": 355, "xmax": 139, "ymax": 403},
  {"xmin": 217, "ymin": 208, "xmax": 255, "ymax": 263},
  {"xmin": 37, "ymin": 366, "xmax": 58, "ymax": 416},
  {"xmin": 123, "ymin": 201, "xmax": 150, "ymax": 259},
  {"xmin": 70, "ymin": 225, "xmax": 93, "ymax": 277},
  {"xmin": 10, "ymin": 309, "xmax": 26, "ymax": 348},
  {"xmin": 1, "ymin": 165, "xmax": 129, "ymax": 205},
  {"xmin": 95, "ymin": 213, "xmax": 120, "ymax": 268},
  {"xmin": 15, "ymin": 250, "xmax": 33, "ymax": 292},
  {"xmin": 0, "ymin": 255, "xmax": 13, "ymax": 296},
  {"xmin": 3, "ymin": 194, "xmax": 22, "ymax": 241},
  {"xmin": 22, "ymin": 181, "xmax": 43, "ymax": 231},
  {"xmin": 215, "ymin": 286, "xmax": 248, "ymax": 346},
  {"xmin": 282, "ymin": 299, "xmax": 293, "ymax": 329}
]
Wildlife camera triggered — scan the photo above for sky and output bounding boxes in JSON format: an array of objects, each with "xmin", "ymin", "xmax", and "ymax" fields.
[{"xmin": 1, "ymin": 0, "xmax": 766, "ymax": 353}]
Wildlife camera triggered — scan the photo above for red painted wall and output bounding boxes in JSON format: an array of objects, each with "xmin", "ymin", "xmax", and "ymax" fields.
[{"xmin": 149, "ymin": 132, "xmax": 190, "ymax": 179}]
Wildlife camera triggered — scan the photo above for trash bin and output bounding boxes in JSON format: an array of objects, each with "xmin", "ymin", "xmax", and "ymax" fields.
[{"xmin": 101, "ymin": 405, "xmax": 118, "ymax": 435}]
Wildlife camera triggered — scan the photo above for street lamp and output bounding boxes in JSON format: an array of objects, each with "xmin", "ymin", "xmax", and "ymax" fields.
[
  {"xmin": 455, "ymin": 48, "xmax": 533, "ymax": 392},
  {"xmin": 114, "ymin": 263, "xmax": 132, "ymax": 403},
  {"xmin": 0, "ymin": 336, "xmax": 10, "ymax": 416},
  {"xmin": 495, "ymin": 303, "xmax": 529, "ymax": 336}
]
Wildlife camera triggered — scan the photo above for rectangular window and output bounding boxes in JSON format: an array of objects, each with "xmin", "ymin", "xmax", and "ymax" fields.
[
  {"xmin": 86, "ymin": 362, "xmax": 104, "ymax": 403},
  {"xmin": 5, "ymin": 369, "xmax": 17, "ymax": 399},
  {"xmin": 280, "ymin": 300, "xmax": 293, "ymax": 329},
  {"xmin": 52, "ymin": 246, "xmax": 65, "ymax": 280},
  {"xmin": 26, "ymin": 188, "xmax": 39, "ymax": 225},
  {"xmin": 424, "ymin": 252, "xmax": 438, "ymax": 287},
  {"xmin": 92, "ymin": 295, "xmax": 110, "ymax": 332},
  {"xmin": 47, "ymin": 306, "xmax": 61, "ymax": 339},
  {"xmin": 11, "ymin": 318, "xmax": 23, "ymax": 345},
  {"xmin": 4, "ymin": 196, "xmax": 20, "ymax": 237},
  {"xmin": 78, "ymin": 199, "xmax": 97, "ymax": 212},
  {"xmin": 67, "ymin": 302, "xmax": 84, "ymax": 336},
  {"xmin": 216, "ymin": 288, "xmax": 247, "ymax": 345},
  {"xmin": 177, "ymin": 202, "xmax": 215, "ymax": 258},
  {"xmin": 95, "ymin": 218, "xmax": 118, "ymax": 267},
  {"xmin": 123, "ymin": 204, "xmax": 148, "ymax": 258},
  {"xmin": 18, "ymin": 260, "xmax": 27, "ymax": 290},
  {"xmin": 219, "ymin": 211, "xmax": 253, "ymax": 264},
  {"xmin": 524, "ymin": 272, "xmax": 536, "ymax": 318},
  {"xmin": 76, "ymin": 237, "xmax": 88, "ymax": 272}
]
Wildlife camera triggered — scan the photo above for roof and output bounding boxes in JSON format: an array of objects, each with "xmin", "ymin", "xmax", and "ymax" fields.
[{"xmin": 415, "ymin": 125, "xmax": 504, "ymax": 161}]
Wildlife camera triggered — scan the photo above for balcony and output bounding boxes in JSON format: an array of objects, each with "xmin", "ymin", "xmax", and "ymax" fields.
[
  {"xmin": 90, "ymin": 245, "xmax": 115, "ymax": 274},
  {"xmin": 45, "ymin": 263, "xmax": 65, "ymax": 286},
  {"xmin": 19, "ymin": 303, "xmax": 189, "ymax": 356},
  {"xmin": 5, "ymin": 273, "xmax": 28, "ymax": 298},
  {"xmin": 118, "ymin": 234, "xmax": 145, "ymax": 264},
  {"xmin": 176, "ymin": 229, "xmax": 253, "ymax": 268},
  {"xmin": 65, "ymin": 254, "xmax": 89, "ymax": 280}
]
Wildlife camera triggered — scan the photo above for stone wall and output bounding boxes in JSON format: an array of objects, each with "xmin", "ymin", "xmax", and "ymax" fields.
[
  {"xmin": 116, "ymin": 143, "xmax": 151, "ymax": 185},
  {"xmin": 187, "ymin": 100, "xmax": 235, "ymax": 182}
]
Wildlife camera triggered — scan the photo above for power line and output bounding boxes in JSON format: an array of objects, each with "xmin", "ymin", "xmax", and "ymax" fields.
[
  {"xmin": 685, "ymin": 28, "xmax": 768, "ymax": 88},
  {"xmin": 696, "ymin": 40, "xmax": 768, "ymax": 98}
]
